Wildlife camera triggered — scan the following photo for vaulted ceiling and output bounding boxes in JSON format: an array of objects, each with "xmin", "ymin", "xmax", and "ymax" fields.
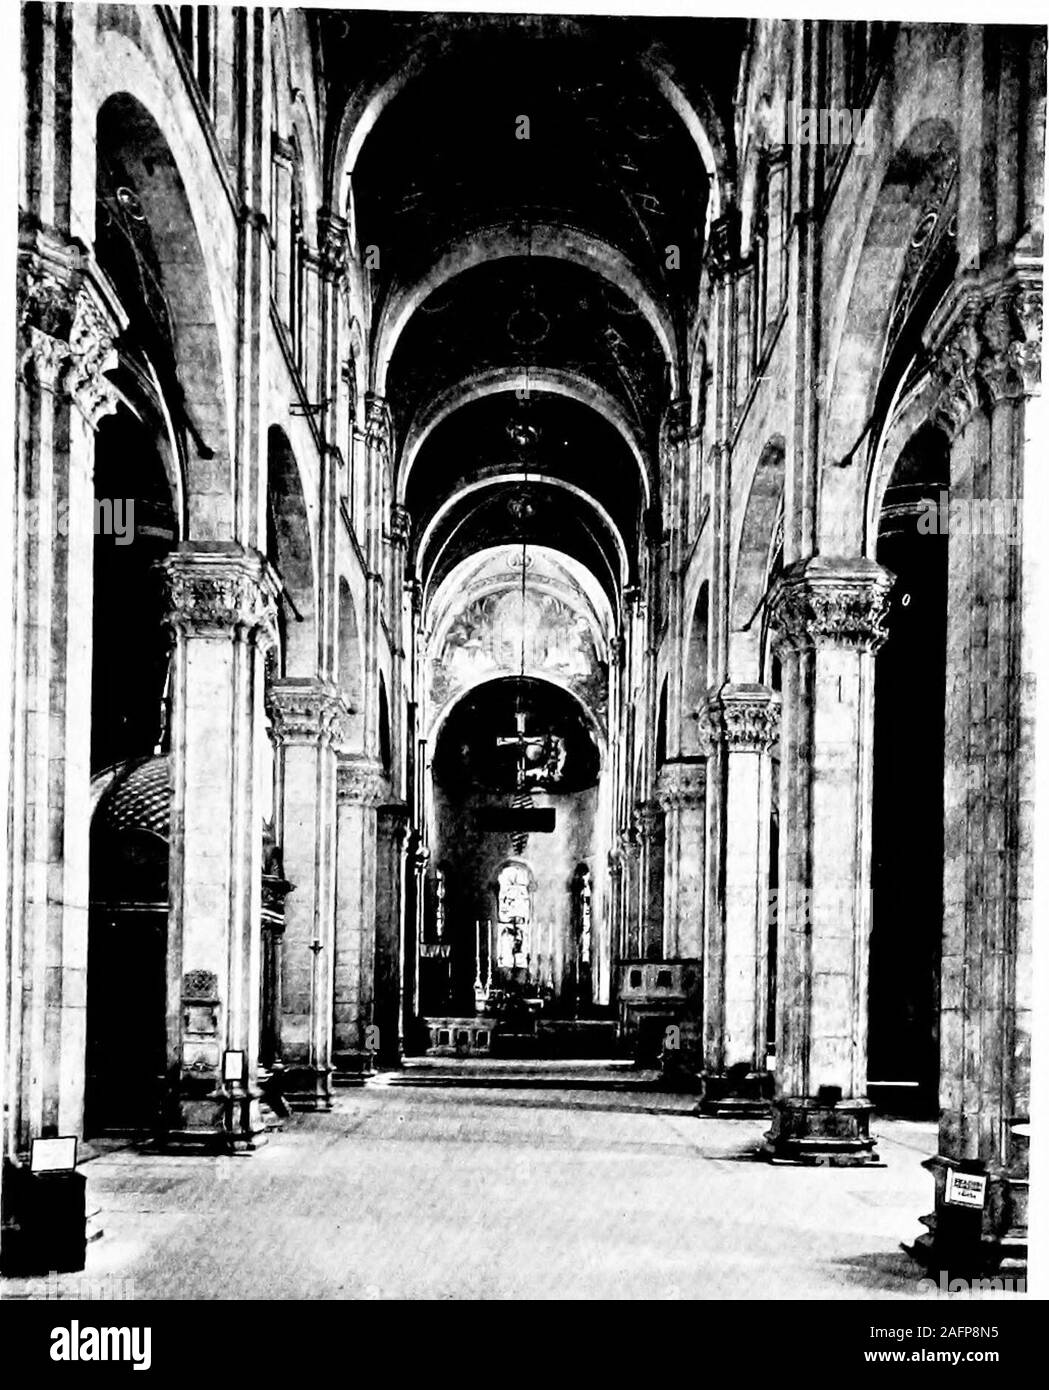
[{"xmin": 320, "ymin": 10, "xmax": 746, "ymax": 623}]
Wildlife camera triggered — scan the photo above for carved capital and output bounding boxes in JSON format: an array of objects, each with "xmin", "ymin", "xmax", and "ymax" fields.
[
  {"xmin": 377, "ymin": 801, "xmax": 411, "ymax": 846},
  {"xmin": 702, "ymin": 685, "xmax": 780, "ymax": 753},
  {"xmin": 18, "ymin": 235, "xmax": 123, "ymax": 426},
  {"xmin": 267, "ymin": 679, "xmax": 346, "ymax": 748},
  {"xmin": 977, "ymin": 281, "xmax": 1042, "ymax": 404},
  {"xmin": 636, "ymin": 800, "xmax": 665, "ymax": 844},
  {"xmin": 620, "ymin": 823, "xmax": 641, "ymax": 858},
  {"xmin": 931, "ymin": 306, "xmax": 982, "ymax": 438},
  {"xmin": 336, "ymin": 755, "xmax": 388, "ymax": 807},
  {"xmin": 707, "ymin": 206, "xmax": 741, "ymax": 276},
  {"xmin": 161, "ymin": 546, "xmax": 280, "ymax": 649},
  {"xmin": 657, "ymin": 759, "xmax": 707, "ymax": 810},
  {"xmin": 663, "ymin": 395, "xmax": 693, "ymax": 447},
  {"xmin": 317, "ymin": 207, "xmax": 349, "ymax": 279},
  {"xmin": 768, "ymin": 557, "xmax": 894, "ymax": 654},
  {"xmin": 365, "ymin": 393, "xmax": 392, "ymax": 456},
  {"xmin": 390, "ymin": 504, "xmax": 411, "ymax": 549},
  {"xmin": 929, "ymin": 271, "xmax": 1043, "ymax": 433}
]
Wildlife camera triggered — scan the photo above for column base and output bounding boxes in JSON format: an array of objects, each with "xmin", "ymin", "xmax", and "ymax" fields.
[
  {"xmin": 279, "ymin": 1064, "xmax": 334, "ymax": 1112},
  {"xmin": 332, "ymin": 1050, "xmax": 376, "ymax": 1086},
  {"xmin": 762, "ymin": 1092, "xmax": 882, "ymax": 1166},
  {"xmin": 697, "ymin": 1066, "xmax": 774, "ymax": 1118},
  {"xmin": 905, "ymin": 1154, "xmax": 1028, "ymax": 1281},
  {"xmin": 161, "ymin": 1082, "xmax": 269, "ymax": 1153}
]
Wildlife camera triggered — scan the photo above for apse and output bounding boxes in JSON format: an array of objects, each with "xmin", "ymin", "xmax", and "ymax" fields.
[{"xmin": 425, "ymin": 675, "xmax": 610, "ymax": 1020}]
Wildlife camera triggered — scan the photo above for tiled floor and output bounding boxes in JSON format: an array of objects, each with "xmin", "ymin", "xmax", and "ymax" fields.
[{"xmin": 0, "ymin": 1071, "xmax": 1015, "ymax": 1301}]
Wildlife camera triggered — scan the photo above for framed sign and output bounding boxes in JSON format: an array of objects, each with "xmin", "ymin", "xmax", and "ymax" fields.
[
  {"xmin": 222, "ymin": 1049, "xmax": 245, "ymax": 1083},
  {"xmin": 30, "ymin": 1136, "xmax": 78, "ymax": 1173},
  {"xmin": 945, "ymin": 1168, "xmax": 987, "ymax": 1209}
]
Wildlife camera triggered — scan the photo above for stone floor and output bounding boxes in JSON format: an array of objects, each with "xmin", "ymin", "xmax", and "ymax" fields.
[{"xmin": 0, "ymin": 1065, "xmax": 1016, "ymax": 1301}]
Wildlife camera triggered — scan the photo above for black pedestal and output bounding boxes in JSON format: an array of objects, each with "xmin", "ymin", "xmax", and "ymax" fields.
[{"xmin": 1, "ymin": 1165, "xmax": 87, "ymax": 1275}]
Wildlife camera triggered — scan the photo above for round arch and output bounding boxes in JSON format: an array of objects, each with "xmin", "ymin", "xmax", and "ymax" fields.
[
  {"xmin": 329, "ymin": 26, "xmax": 728, "ymax": 232},
  {"xmin": 398, "ymin": 369, "xmax": 652, "ymax": 508},
  {"xmin": 428, "ymin": 672, "xmax": 608, "ymax": 763},
  {"xmin": 417, "ymin": 475, "xmax": 632, "ymax": 608},
  {"xmin": 373, "ymin": 226, "xmax": 678, "ymax": 396},
  {"xmin": 819, "ymin": 117, "xmax": 959, "ymax": 556},
  {"xmin": 94, "ymin": 89, "xmax": 233, "ymax": 539}
]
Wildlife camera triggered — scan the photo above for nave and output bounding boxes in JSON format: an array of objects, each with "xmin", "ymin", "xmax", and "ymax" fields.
[{"xmin": 2, "ymin": 1071, "xmax": 950, "ymax": 1303}]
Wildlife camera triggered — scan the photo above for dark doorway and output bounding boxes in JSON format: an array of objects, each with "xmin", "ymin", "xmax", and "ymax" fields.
[{"xmin": 869, "ymin": 426, "xmax": 949, "ymax": 1114}]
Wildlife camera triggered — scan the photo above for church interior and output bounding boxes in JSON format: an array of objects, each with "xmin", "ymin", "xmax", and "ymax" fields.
[{"xmin": 2, "ymin": 5, "xmax": 1044, "ymax": 1296}]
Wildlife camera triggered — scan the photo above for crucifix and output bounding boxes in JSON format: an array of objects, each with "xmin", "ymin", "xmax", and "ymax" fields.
[{"xmin": 496, "ymin": 706, "xmax": 547, "ymax": 790}]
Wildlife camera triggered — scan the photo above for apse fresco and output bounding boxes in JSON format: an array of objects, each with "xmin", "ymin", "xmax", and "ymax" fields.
[{"xmin": 431, "ymin": 587, "xmax": 607, "ymax": 719}]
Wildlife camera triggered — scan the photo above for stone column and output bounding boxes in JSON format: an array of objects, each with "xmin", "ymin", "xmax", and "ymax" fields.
[
  {"xmin": 406, "ymin": 836, "xmax": 430, "ymax": 1037},
  {"xmin": 606, "ymin": 848, "xmax": 624, "ymax": 989},
  {"xmin": 764, "ymin": 557, "xmax": 893, "ymax": 1163},
  {"xmin": 699, "ymin": 687, "xmax": 779, "ymax": 1116},
  {"xmin": 362, "ymin": 395, "xmax": 391, "ymax": 756},
  {"xmin": 657, "ymin": 760, "xmax": 707, "ymax": 961},
  {"xmin": 657, "ymin": 759, "xmax": 707, "ymax": 1067},
  {"xmin": 388, "ymin": 503, "xmax": 411, "ymax": 793},
  {"xmin": 266, "ymin": 678, "xmax": 344, "ymax": 1110},
  {"xmin": 619, "ymin": 823, "xmax": 642, "ymax": 960},
  {"xmin": 636, "ymin": 801, "xmax": 665, "ymax": 960},
  {"xmin": 374, "ymin": 802, "xmax": 409, "ymax": 1067},
  {"xmin": 912, "ymin": 271, "xmax": 1041, "ymax": 1271},
  {"xmin": 9, "ymin": 229, "xmax": 122, "ymax": 1160},
  {"xmin": 333, "ymin": 754, "xmax": 387, "ymax": 1080},
  {"xmin": 161, "ymin": 545, "xmax": 280, "ymax": 1150}
]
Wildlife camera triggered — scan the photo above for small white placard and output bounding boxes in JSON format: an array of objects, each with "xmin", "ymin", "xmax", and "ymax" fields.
[
  {"xmin": 30, "ymin": 1137, "xmax": 78, "ymax": 1173},
  {"xmin": 945, "ymin": 1168, "xmax": 987, "ymax": 1209},
  {"xmin": 223, "ymin": 1049, "xmax": 245, "ymax": 1082}
]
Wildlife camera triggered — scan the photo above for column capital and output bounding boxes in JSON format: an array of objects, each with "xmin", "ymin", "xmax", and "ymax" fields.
[
  {"xmin": 928, "ymin": 267, "xmax": 1043, "ymax": 435},
  {"xmin": 390, "ymin": 504, "xmax": 411, "ymax": 549},
  {"xmin": 636, "ymin": 800, "xmax": 665, "ymax": 844},
  {"xmin": 336, "ymin": 754, "xmax": 388, "ymax": 807},
  {"xmin": 161, "ymin": 544, "xmax": 281, "ymax": 649},
  {"xmin": 767, "ymin": 556, "xmax": 893, "ymax": 655},
  {"xmin": 656, "ymin": 759, "xmax": 707, "ymax": 808},
  {"xmin": 365, "ymin": 392, "xmax": 392, "ymax": 456},
  {"xmin": 662, "ymin": 395, "xmax": 694, "ymax": 446},
  {"xmin": 707, "ymin": 205, "xmax": 742, "ymax": 276},
  {"xmin": 701, "ymin": 684, "xmax": 781, "ymax": 753},
  {"xmin": 18, "ymin": 227, "xmax": 126, "ymax": 427},
  {"xmin": 267, "ymin": 678, "xmax": 347, "ymax": 748},
  {"xmin": 607, "ymin": 847, "xmax": 624, "ymax": 879},
  {"xmin": 377, "ymin": 801, "xmax": 411, "ymax": 846},
  {"xmin": 317, "ymin": 207, "xmax": 350, "ymax": 280}
]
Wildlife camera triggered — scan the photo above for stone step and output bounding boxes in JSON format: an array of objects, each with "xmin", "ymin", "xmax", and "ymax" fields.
[{"xmin": 383, "ymin": 1059, "xmax": 662, "ymax": 1090}]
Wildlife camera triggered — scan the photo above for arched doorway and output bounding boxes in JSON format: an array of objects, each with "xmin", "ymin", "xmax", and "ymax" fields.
[
  {"xmin": 87, "ymin": 758, "xmax": 170, "ymax": 1136},
  {"xmin": 869, "ymin": 424, "xmax": 949, "ymax": 1114}
]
